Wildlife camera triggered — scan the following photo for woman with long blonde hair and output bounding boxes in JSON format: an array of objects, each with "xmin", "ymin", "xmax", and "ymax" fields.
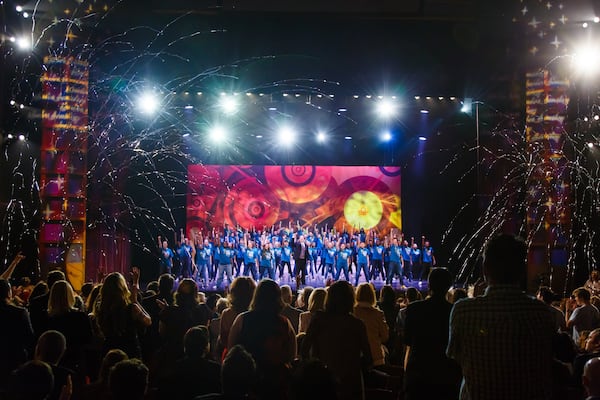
[{"xmin": 95, "ymin": 269, "xmax": 150, "ymax": 358}]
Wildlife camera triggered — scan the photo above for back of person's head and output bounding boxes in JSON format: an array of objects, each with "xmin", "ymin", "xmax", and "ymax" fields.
[
  {"xmin": 325, "ymin": 281, "xmax": 355, "ymax": 315},
  {"xmin": 6, "ymin": 360, "xmax": 54, "ymax": 400},
  {"xmin": 0, "ymin": 278, "xmax": 11, "ymax": 300},
  {"xmin": 175, "ymin": 278, "xmax": 199, "ymax": 309},
  {"xmin": 86, "ymin": 284, "xmax": 102, "ymax": 314},
  {"xmin": 109, "ymin": 359, "xmax": 148, "ymax": 400},
  {"xmin": 158, "ymin": 273, "xmax": 174, "ymax": 297},
  {"xmin": 30, "ymin": 282, "xmax": 49, "ymax": 301},
  {"xmin": 216, "ymin": 297, "xmax": 229, "ymax": 314},
  {"xmin": 584, "ymin": 357, "xmax": 600, "ymax": 397},
  {"xmin": 298, "ymin": 286, "xmax": 314, "ymax": 309},
  {"xmin": 308, "ymin": 288, "xmax": 327, "ymax": 312},
  {"xmin": 47, "ymin": 270, "xmax": 66, "ymax": 290},
  {"xmin": 48, "ymin": 280, "xmax": 75, "ymax": 317},
  {"xmin": 280, "ymin": 285, "xmax": 293, "ymax": 305},
  {"xmin": 146, "ymin": 281, "xmax": 159, "ymax": 294},
  {"xmin": 35, "ymin": 330, "xmax": 66, "ymax": 365},
  {"xmin": 483, "ymin": 234, "xmax": 527, "ymax": 285},
  {"xmin": 206, "ymin": 293, "xmax": 221, "ymax": 311},
  {"xmin": 537, "ymin": 286, "xmax": 557, "ymax": 304},
  {"xmin": 184, "ymin": 326, "xmax": 210, "ymax": 358},
  {"xmin": 428, "ymin": 268, "xmax": 453, "ymax": 297},
  {"xmin": 221, "ymin": 345, "xmax": 257, "ymax": 396},
  {"xmin": 250, "ymin": 279, "xmax": 284, "ymax": 314},
  {"xmin": 98, "ymin": 349, "xmax": 128, "ymax": 383},
  {"xmin": 379, "ymin": 285, "xmax": 396, "ymax": 305},
  {"xmin": 405, "ymin": 287, "xmax": 421, "ymax": 303},
  {"xmin": 80, "ymin": 282, "xmax": 93, "ymax": 299},
  {"xmin": 574, "ymin": 287, "xmax": 592, "ymax": 303},
  {"xmin": 553, "ymin": 331, "xmax": 578, "ymax": 363},
  {"xmin": 290, "ymin": 359, "xmax": 337, "ymax": 400},
  {"xmin": 228, "ymin": 277, "xmax": 256, "ymax": 312},
  {"xmin": 355, "ymin": 283, "xmax": 376, "ymax": 306}
]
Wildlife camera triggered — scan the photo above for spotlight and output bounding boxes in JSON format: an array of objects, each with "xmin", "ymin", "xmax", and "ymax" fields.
[
  {"xmin": 461, "ymin": 98, "xmax": 473, "ymax": 114},
  {"xmin": 438, "ymin": 96, "xmax": 444, "ymax": 100},
  {"xmin": 18, "ymin": 134, "xmax": 25, "ymax": 141},
  {"xmin": 7, "ymin": 134, "xmax": 14, "ymax": 139},
  {"xmin": 278, "ymin": 126, "xmax": 296, "ymax": 145},
  {"xmin": 375, "ymin": 99, "xmax": 397, "ymax": 119},
  {"xmin": 16, "ymin": 5, "xmax": 23, "ymax": 12},
  {"xmin": 382, "ymin": 131, "xmax": 392, "ymax": 142},
  {"xmin": 219, "ymin": 96, "xmax": 238, "ymax": 115},
  {"xmin": 184, "ymin": 105, "xmax": 194, "ymax": 110},
  {"xmin": 137, "ymin": 92, "xmax": 160, "ymax": 115},
  {"xmin": 353, "ymin": 95, "xmax": 360, "ymax": 99},
  {"xmin": 588, "ymin": 142, "xmax": 595, "ymax": 148},
  {"xmin": 344, "ymin": 136, "xmax": 352, "ymax": 140},
  {"xmin": 595, "ymin": 16, "xmax": 600, "ymax": 23},
  {"xmin": 19, "ymin": 104, "xmax": 25, "ymax": 109},
  {"xmin": 573, "ymin": 45, "xmax": 600, "ymax": 75},
  {"xmin": 583, "ymin": 22, "xmax": 589, "ymax": 28},
  {"xmin": 418, "ymin": 136, "xmax": 427, "ymax": 141},
  {"xmin": 9, "ymin": 100, "xmax": 16, "ymax": 106},
  {"xmin": 209, "ymin": 125, "xmax": 227, "ymax": 143},
  {"xmin": 317, "ymin": 131, "xmax": 326, "ymax": 143},
  {"xmin": 22, "ymin": 12, "xmax": 29, "ymax": 18},
  {"xmin": 595, "ymin": 115, "xmax": 600, "ymax": 121},
  {"xmin": 414, "ymin": 96, "xmax": 420, "ymax": 100},
  {"xmin": 585, "ymin": 116, "xmax": 590, "ymax": 122},
  {"xmin": 15, "ymin": 36, "xmax": 31, "ymax": 51},
  {"xmin": 420, "ymin": 109, "xmax": 429, "ymax": 114}
]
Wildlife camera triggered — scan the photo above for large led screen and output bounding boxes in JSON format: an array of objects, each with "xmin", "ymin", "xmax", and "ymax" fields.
[{"xmin": 187, "ymin": 165, "xmax": 401, "ymax": 234}]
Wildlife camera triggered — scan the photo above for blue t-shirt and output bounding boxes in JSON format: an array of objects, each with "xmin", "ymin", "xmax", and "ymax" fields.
[
  {"xmin": 243, "ymin": 247, "xmax": 259, "ymax": 264},
  {"xmin": 390, "ymin": 245, "xmax": 402, "ymax": 263},
  {"xmin": 260, "ymin": 249, "xmax": 275, "ymax": 267},
  {"xmin": 324, "ymin": 247, "xmax": 336, "ymax": 264},
  {"xmin": 281, "ymin": 246, "xmax": 292, "ymax": 262},
  {"xmin": 357, "ymin": 247, "xmax": 370, "ymax": 264},
  {"xmin": 308, "ymin": 246, "xmax": 317, "ymax": 260},
  {"xmin": 160, "ymin": 247, "xmax": 174, "ymax": 267},
  {"xmin": 422, "ymin": 247, "xmax": 434, "ymax": 263},
  {"xmin": 219, "ymin": 247, "xmax": 235, "ymax": 264},
  {"xmin": 372, "ymin": 245, "xmax": 384, "ymax": 261},
  {"xmin": 195, "ymin": 246, "xmax": 212, "ymax": 266},
  {"xmin": 401, "ymin": 246, "xmax": 412, "ymax": 262},
  {"xmin": 411, "ymin": 248, "xmax": 421, "ymax": 263},
  {"xmin": 336, "ymin": 249, "xmax": 351, "ymax": 268}
]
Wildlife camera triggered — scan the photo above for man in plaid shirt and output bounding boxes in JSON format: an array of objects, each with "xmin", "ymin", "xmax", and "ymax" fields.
[{"xmin": 447, "ymin": 234, "xmax": 555, "ymax": 400}]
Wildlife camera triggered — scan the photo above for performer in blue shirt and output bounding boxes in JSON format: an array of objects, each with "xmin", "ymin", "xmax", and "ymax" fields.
[
  {"xmin": 216, "ymin": 241, "xmax": 236, "ymax": 288},
  {"xmin": 242, "ymin": 239, "xmax": 260, "ymax": 280},
  {"xmin": 421, "ymin": 239, "xmax": 436, "ymax": 281},
  {"xmin": 335, "ymin": 242, "xmax": 351, "ymax": 281},
  {"xmin": 259, "ymin": 243, "xmax": 276, "ymax": 280},
  {"xmin": 194, "ymin": 233, "xmax": 212, "ymax": 284},
  {"xmin": 177, "ymin": 229, "xmax": 195, "ymax": 279},
  {"xmin": 157, "ymin": 235, "xmax": 174, "ymax": 276},
  {"xmin": 280, "ymin": 240, "xmax": 293, "ymax": 280},
  {"xmin": 387, "ymin": 235, "xmax": 405, "ymax": 286},
  {"xmin": 323, "ymin": 241, "xmax": 337, "ymax": 280},
  {"xmin": 308, "ymin": 241, "xmax": 318, "ymax": 279},
  {"xmin": 410, "ymin": 241, "xmax": 421, "ymax": 283},
  {"xmin": 401, "ymin": 239, "xmax": 413, "ymax": 282},
  {"xmin": 370, "ymin": 239, "xmax": 385, "ymax": 281},
  {"xmin": 355, "ymin": 242, "xmax": 370, "ymax": 286}
]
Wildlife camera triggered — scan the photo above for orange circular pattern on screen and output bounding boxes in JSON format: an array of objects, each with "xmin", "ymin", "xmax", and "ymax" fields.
[
  {"xmin": 223, "ymin": 178, "xmax": 280, "ymax": 229},
  {"xmin": 264, "ymin": 165, "xmax": 332, "ymax": 204}
]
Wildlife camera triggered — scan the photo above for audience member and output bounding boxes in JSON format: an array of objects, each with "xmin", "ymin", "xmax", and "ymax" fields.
[
  {"xmin": 209, "ymin": 298, "xmax": 229, "ymax": 361},
  {"xmin": 377, "ymin": 285, "xmax": 400, "ymax": 364},
  {"xmin": 218, "ymin": 277, "xmax": 256, "ymax": 356},
  {"xmin": 108, "ymin": 359, "xmax": 149, "ymax": 400},
  {"xmin": 298, "ymin": 288, "xmax": 326, "ymax": 334},
  {"xmin": 289, "ymin": 359, "xmax": 337, "ymax": 400},
  {"xmin": 447, "ymin": 234, "xmax": 556, "ymax": 400},
  {"xmin": 34, "ymin": 330, "xmax": 73, "ymax": 400},
  {"xmin": 566, "ymin": 287, "xmax": 600, "ymax": 342},
  {"xmin": 141, "ymin": 273, "xmax": 174, "ymax": 362},
  {"xmin": 5, "ymin": 360, "xmax": 56, "ymax": 400},
  {"xmin": 354, "ymin": 283, "xmax": 389, "ymax": 368},
  {"xmin": 583, "ymin": 357, "xmax": 600, "ymax": 400},
  {"xmin": 280, "ymin": 285, "xmax": 301, "ymax": 333},
  {"xmin": 82, "ymin": 349, "xmax": 128, "ymax": 400},
  {"xmin": 28, "ymin": 270, "xmax": 65, "ymax": 337}
]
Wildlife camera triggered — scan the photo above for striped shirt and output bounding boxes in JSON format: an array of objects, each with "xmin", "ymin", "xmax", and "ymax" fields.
[{"xmin": 447, "ymin": 285, "xmax": 555, "ymax": 400}]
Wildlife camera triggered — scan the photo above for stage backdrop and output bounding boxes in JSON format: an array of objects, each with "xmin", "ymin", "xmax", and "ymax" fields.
[{"xmin": 187, "ymin": 165, "xmax": 401, "ymax": 235}]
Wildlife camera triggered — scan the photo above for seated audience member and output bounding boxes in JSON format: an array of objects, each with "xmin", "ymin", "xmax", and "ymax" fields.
[
  {"xmin": 82, "ymin": 349, "xmax": 128, "ymax": 400},
  {"xmin": 34, "ymin": 330, "xmax": 73, "ymax": 400},
  {"xmin": 354, "ymin": 283, "xmax": 389, "ymax": 368},
  {"xmin": 289, "ymin": 359, "xmax": 337, "ymax": 400},
  {"xmin": 0, "ymin": 278, "xmax": 35, "ymax": 389},
  {"xmin": 298, "ymin": 288, "xmax": 327, "ymax": 334},
  {"xmin": 404, "ymin": 268, "xmax": 461, "ymax": 400},
  {"xmin": 158, "ymin": 326, "xmax": 221, "ymax": 400},
  {"xmin": 301, "ymin": 280, "xmax": 372, "ymax": 400},
  {"xmin": 583, "ymin": 357, "xmax": 600, "ymax": 400},
  {"xmin": 109, "ymin": 359, "xmax": 149, "ymax": 400},
  {"xmin": 228, "ymin": 279, "xmax": 296, "ymax": 399},
  {"xmin": 537, "ymin": 286, "xmax": 567, "ymax": 332},
  {"xmin": 447, "ymin": 234, "xmax": 556, "ymax": 400},
  {"xmin": 5, "ymin": 360, "xmax": 57, "ymax": 400},
  {"xmin": 196, "ymin": 345, "xmax": 258, "ymax": 400},
  {"xmin": 566, "ymin": 287, "xmax": 600, "ymax": 343},
  {"xmin": 280, "ymin": 285, "xmax": 302, "ymax": 334}
]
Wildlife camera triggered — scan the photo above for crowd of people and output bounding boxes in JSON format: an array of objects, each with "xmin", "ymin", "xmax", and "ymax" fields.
[
  {"xmin": 2, "ymin": 233, "xmax": 600, "ymax": 399},
  {"xmin": 159, "ymin": 224, "xmax": 436, "ymax": 290}
]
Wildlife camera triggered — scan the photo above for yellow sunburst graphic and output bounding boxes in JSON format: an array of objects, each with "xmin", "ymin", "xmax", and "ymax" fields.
[{"xmin": 343, "ymin": 191, "xmax": 383, "ymax": 229}]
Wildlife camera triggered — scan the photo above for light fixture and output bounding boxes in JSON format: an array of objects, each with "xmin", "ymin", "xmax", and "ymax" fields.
[
  {"xmin": 18, "ymin": 134, "xmax": 25, "ymax": 141},
  {"xmin": 317, "ymin": 131, "xmax": 326, "ymax": 143},
  {"xmin": 420, "ymin": 109, "xmax": 429, "ymax": 114},
  {"xmin": 344, "ymin": 136, "xmax": 352, "ymax": 140},
  {"xmin": 209, "ymin": 125, "xmax": 227, "ymax": 143},
  {"xmin": 137, "ymin": 92, "xmax": 160, "ymax": 115},
  {"xmin": 572, "ymin": 45, "xmax": 600, "ymax": 75},
  {"xmin": 588, "ymin": 142, "xmax": 595, "ymax": 148},
  {"xmin": 381, "ymin": 131, "xmax": 392, "ymax": 142},
  {"xmin": 219, "ymin": 96, "xmax": 238, "ymax": 115},
  {"xmin": 375, "ymin": 99, "xmax": 397, "ymax": 119},
  {"xmin": 418, "ymin": 136, "xmax": 427, "ymax": 141},
  {"xmin": 278, "ymin": 126, "xmax": 296, "ymax": 145},
  {"xmin": 15, "ymin": 36, "xmax": 31, "ymax": 51}
]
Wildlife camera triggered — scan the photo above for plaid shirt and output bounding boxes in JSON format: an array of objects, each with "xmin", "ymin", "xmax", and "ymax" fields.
[{"xmin": 447, "ymin": 285, "xmax": 555, "ymax": 400}]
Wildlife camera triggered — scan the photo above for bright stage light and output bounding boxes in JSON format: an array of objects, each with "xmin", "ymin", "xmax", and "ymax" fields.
[
  {"xmin": 18, "ymin": 134, "xmax": 25, "ymax": 141},
  {"xmin": 137, "ymin": 92, "xmax": 160, "ymax": 115},
  {"xmin": 583, "ymin": 22, "xmax": 589, "ymax": 28},
  {"xmin": 209, "ymin": 125, "xmax": 227, "ymax": 143},
  {"xmin": 420, "ymin": 109, "xmax": 429, "ymax": 114},
  {"xmin": 219, "ymin": 96, "xmax": 238, "ymax": 115},
  {"xmin": 344, "ymin": 136, "xmax": 352, "ymax": 140},
  {"xmin": 595, "ymin": 17, "xmax": 600, "ymax": 23},
  {"xmin": 317, "ymin": 131, "xmax": 327, "ymax": 143},
  {"xmin": 588, "ymin": 142, "xmax": 595, "ymax": 148},
  {"xmin": 15, "ymin": 36, "xmax": 31, "ymax": 51},
  {"xmin": 278, "ymin": 126, "xmax": 296, "ymax": 145},
  {"xmin": 7, "ymin": 134, "xmax": 14, "ymax": 139},
  {"xmin": 16, "ymin": 5, "xmax": 23, "ymax": 12},
  {"xmin": 375, "ymin": 99, "xmax": 397, "ymax": 119},
  {"xmin": 381, "ymin": 131, "xmax": 392, "ymax": 142},
  {"xmin": 418, "ymin": 136, "xmax": 427, "ymax": 141},
  {"xmin": 573, "ymin": 45, "xmax": 600, "ymax": 75},
  {"xmin": 22, "ymin": 12, "xmax": 29, "ymax": 18}
]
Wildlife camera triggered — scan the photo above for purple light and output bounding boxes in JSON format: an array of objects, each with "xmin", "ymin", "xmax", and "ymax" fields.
[{"xmin": 420, "ymin": 109, "xmax": 429, "ymax": 114}]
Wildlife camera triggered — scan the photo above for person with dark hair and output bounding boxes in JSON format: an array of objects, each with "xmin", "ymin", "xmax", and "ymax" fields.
[
  {"xmin": 5, "ymin": 360, "xmax": 56, "ymax": 400},
  {"xmin": 567, "ymin": 287, "xmax": 600, "ymax": 342},
  {"xmin": 228, "ymin": 279, "xmax": 296, "ymax": 399},
  {"xmin": 34, "ymin": 330, "xmax": 74, "ymax": 400},
  {"xmin": 403, "ymin": 268, "xmax": 461, "ymax": 400},
  {"xmin": 0, "ymin": 278, "xmax": 35, "ymax": 389},
  {"xmin": 109, "ymin": 359, "xmax": 149, "ymax": 400},
  {"xmin": 536, "ymin": 286, "xmax": 567, "ymax": 332},
  {"xmin": 158, "ymin": 326, "xmax": 221, "ymax": 400},
  {"xmin": 293, "ymin": 235, "xmax": 308, "ymax": 286},
  {"xmin": 289, "ymin": 359, "xmax": 337, "ymax": 400},
  {"xmin": 583, "ymin": 357, "xmax": 600, "ymax": 400},
  {"xmin": 28, "ymin": 270, "xmax": 66, "ymax": 337},
  {"xmin": 141, "ymin": 273, "xmax": 175, "ymax": 362},
  {"xmin": 301, "ymin": 280, "xmax": 372, "ymax": 400},
  {"xmin": 447, "ymin": 234, "xmax": 556, "ymax": 400},
  {"xmin": 82, "ymin": 349, "xmax": 128, "ymax": 400}
]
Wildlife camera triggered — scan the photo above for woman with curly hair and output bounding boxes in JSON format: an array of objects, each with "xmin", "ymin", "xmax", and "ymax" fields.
[{"xmin": 95, "ymin": 269, "xmax": 151, "ymax": 358}]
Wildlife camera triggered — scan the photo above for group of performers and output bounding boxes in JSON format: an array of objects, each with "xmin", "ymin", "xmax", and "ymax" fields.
[{"xmin": 158, "ymin": 223, "xmax": 436, "ymax": 289}]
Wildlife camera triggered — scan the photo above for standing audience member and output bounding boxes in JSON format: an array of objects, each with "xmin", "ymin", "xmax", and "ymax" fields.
[
  {"xmin": 228, "ymin": 279, "xmax": 296, "ymax": 399},
  {"xmin": 447, "ymin": 234, "xmax": 556, "ymax": 400},
  {"xmin": 536, "ymin": 286, "xmax": 567, "ymax": 332},
  {"xmin": 0, "ymin": 278, "xmax": 35, "ymax": 389},
  {"xmin": 404, "ymin": 268, "xmax": 461, "ymax": 400},
  {"xmin": 585, "ymin": 271, "xmax": 600, "ymax": 297},
  {"xmin": 280, "ymin": 285, "xmax": 302, "ymax": 334},
  {"xmin": 141, "ymin": 273, "xmax": 174, "ymax": 363},
  {"xmin": 583, "ymin": 357, "xmax": 600, "ymax": 400},
  {"xmin": 566, "ymin": 287, "xmax": 600, "ymax": 343},
  {"xmin": 301, "ymin": 280, "xmax": 372, "ymax": 400},
  {"xmin": 377, "ymin": 285, "xmax": 400, "ymax": 364},
  {"xmin": 82, "ymin": 349, "xmax": 128, "ymax": 400},
  {"xmin": 298, "ymin": 288, "xmax": 327, "ymax": 334},
  {"xmin": 209, "ymin": 298, "xmax": 229, "ymax": 361},
  {"xmin": 574, "ymin": 328, "xmax": 600, "ymax": 387},
  {"xmin": 29, "ymin": 270, "xmax": 65, "ymax": 337},
  {"xmin": 218, "ymin": 277, "xmax": 256, "ymax": 357},
  {"xmin": 95, "ymin": 270, "xmax": 151, "ymax": 358},
  {"xmin": 5, "ymin": 360, "xmax": 57, "ymax": 400},
  {"xmin": 34, "ymin": 330, "xmax": 73, "ymax": 400},
  {"xmin": 353, "ymin": 283, "xmax": 389, "ymax": 368}
]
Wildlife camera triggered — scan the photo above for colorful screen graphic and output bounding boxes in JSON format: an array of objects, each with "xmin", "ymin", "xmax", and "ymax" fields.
[{"xmin": 187, "ymin": 165, "xmax": 401, "ymax": 234}]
